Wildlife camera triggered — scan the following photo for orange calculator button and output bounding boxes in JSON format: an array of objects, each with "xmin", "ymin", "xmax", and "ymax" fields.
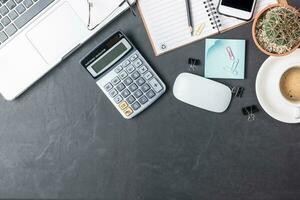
[
  {"xmin": 119, "ymin": 101, "xmax": 128, "ymax": 110},
  {"xmin": 123, "ymin": 107, "xmax": 133, "ymax": 117}
]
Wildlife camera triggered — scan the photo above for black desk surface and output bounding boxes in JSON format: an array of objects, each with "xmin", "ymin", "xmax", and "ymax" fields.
[{"xmin": 1, "ymin": 1, "xmax": 300, "ymax": 199}]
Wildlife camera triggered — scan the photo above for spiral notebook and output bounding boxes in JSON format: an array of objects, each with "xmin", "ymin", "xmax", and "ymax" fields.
[{"xmin": 137, "ymin": 0, "xmax": 277, "ymax": 56}]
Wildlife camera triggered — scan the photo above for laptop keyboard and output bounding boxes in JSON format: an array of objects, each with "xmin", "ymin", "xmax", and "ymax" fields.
[{"xmin": 0, "ymin": 0, "xmax": 54, "ymax": 45}]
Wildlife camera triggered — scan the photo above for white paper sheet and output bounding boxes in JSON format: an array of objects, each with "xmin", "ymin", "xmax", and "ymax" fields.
[{"xmin": 88, "ymin": 0, "xmax": 124, "ymax": 29}]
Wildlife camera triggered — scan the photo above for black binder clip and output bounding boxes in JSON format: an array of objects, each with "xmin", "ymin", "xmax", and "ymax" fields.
[
  {"xmin": 231, "ymin": 86, "xmax": 244, "ymax": 98},
  {"xmin": 188, "ymin": 58, "xmax": 201, "ymax": 71},
  {"xmin": 242, "ymin": 105, "xmax": 259, "ymax": 121}
]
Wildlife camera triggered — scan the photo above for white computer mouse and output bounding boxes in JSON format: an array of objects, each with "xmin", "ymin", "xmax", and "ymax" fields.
[{"xmin": 173, "ymin": 73, "xmax": 232, "ymax": 113}]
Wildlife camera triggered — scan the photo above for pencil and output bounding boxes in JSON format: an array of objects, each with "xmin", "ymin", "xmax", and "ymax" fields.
[{"xmin": 185, "ymin": 0, "xmax": 193, "ymax": 36}]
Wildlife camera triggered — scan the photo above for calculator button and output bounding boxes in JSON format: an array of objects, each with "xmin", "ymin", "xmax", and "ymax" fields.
[
  {"xmin": 119, "ymin": 71, "xmax": 128, "ymax": 79},
  {"xmin": 149, "ymin": 78, "xmax": 163, "ymax": 93},
  {"xmin": 121, "ymin": 89, "xmax": 130, "ymax": 98},
  {"xmin": 109, "ymin": 89, "xmax": 118, "ymax": 98},
  {"xmin": 112, "ymin": 77, "xmax": 120, "ymax": 85},
  {"xmin": 131, "ymin": 71, "xmax": 140, "ymax": 80},
  {"xmin": 133, "ymin": 89, "xmax": 143, "ymax": 98},
  {"xmin": 146, "ymin": 89, "xmax": 156, "ymax": 99},
  {"xmin": 132, "ymin": 101, "xmax": 141, "ymax": 110},
  {"xmin": 122, "ymin": 60, "xmax": 130, "ymax": 67},
  {"xmin": 130, "ymin": 53, "xmax": 138, "ymax": 61},
  {"xmin": 129, "ymin": 83, "xmax": 138, "ymax": 92},
  {"xmin": 126, "ymin": 65, "xmax": 135, "ymax": 74},
  {"xmin": 139, "ymin": 95, "xmax": 148, "ymax": 105},
  {"xmin": 136, "ymin": 77, "xmax": 146, "ymax": 86},
  {"xmin": 138, "ymin": 65, "xmax": 148, "ymax": 74},
  {"xmin": 104, "ymin": 83, "xmax": 113, "ymax": 91},
  {"xmin": 115, "ymin": 65, "xmax": 123, "ymax": 73},
  {"xmin": 123, "ymin": 107, "xmax": 133, "ymax": 117},
  {"xmin": 114, "ymin": 95, "xmax": 123, "ymax": 104},
  {"xmin": 133, "ymin": 59, "xmax": 143, "ymax": 68},
  {"xmin": 141, "ymin": 83, "xmax": 150, "ymax": 92},
  {"xmin": 119, "ymin": 101, "xmax": 128, "ymax": 110},
  {"xmin": 116, "ymin": 83, "xmax": 125, "ymax": 92},
  {"xmin": 144, "ymin": 72, "xmax": 153, "ymax": 80},
  {"xmin": 124, "ymin": 77, "xmax": 133, "ymax": 86},
  {"xmin": 127, "ymin": 95, "xmax": 136, "ymax": 104}
]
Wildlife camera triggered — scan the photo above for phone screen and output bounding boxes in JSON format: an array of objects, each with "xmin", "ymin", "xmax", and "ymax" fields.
[{"xmin": 221, "ymin": 0, "xmax": 255, "ymax": 12}]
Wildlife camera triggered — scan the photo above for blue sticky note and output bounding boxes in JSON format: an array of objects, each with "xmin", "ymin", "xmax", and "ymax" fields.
[{"xmin": 205, "ymin": 39, "xmax": 246, "ymax": 79}]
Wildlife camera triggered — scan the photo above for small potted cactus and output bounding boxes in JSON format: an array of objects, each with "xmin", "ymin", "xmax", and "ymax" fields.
[{"xmin": 252, "ymin": 0, "xmax": 300, "ymax": 56}]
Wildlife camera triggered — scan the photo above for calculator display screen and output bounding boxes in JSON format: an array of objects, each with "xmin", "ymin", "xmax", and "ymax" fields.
[{"xmin": 91, "ymin": 42, "xmax": 128, "ymax": 73}]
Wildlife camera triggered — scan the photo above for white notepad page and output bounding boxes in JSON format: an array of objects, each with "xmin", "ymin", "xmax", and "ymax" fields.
[{"xmin": 138, "ymin": 0, "xmax": 278, "ymax": 56}]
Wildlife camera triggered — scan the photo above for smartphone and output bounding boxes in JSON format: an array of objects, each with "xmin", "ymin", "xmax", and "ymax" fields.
[{"xmin": 218, "ymin": 0, "xmax": 257, "ymax": 21}]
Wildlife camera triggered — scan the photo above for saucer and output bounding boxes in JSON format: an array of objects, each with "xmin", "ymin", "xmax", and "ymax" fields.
[{"xmin": 256, "ymin": 49, "xmax": 300, "ymax": 123}]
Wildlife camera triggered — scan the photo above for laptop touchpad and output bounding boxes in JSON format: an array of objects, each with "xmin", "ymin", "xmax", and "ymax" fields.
[{"xmin": 26, "ymin": 2, "xmax": 88, "ymax": 63}]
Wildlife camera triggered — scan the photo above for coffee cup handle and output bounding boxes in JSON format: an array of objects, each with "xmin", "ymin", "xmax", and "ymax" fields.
[{"xmin": 293, "ymin": 107, "xmax": 300, "ymax": 119}]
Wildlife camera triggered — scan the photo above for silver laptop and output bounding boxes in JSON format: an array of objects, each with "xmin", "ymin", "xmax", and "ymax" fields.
[{"xmin": 0, "ymin": 0, "xmax": 133, "ymax": 100}]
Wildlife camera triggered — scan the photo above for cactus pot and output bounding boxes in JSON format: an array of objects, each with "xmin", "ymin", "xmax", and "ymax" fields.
[{"xmin": 252, "ymin": 3, "xmax": 300, "ymax": 57}]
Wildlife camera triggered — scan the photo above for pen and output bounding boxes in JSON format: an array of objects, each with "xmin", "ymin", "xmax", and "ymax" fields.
[{"xmin": 185, "ymin": 0, "xmax": 193, "ymax": 36}]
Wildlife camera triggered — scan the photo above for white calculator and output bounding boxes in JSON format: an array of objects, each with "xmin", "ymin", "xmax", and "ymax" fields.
[{"xmin": 81, "ymin": 31, "xmax": 166, "ymax": 119}]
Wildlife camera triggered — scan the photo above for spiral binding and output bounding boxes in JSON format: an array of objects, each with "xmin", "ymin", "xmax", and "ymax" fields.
[{"xmin": 203, "ymin": 0, "xmax": 221, "ymax": 33}]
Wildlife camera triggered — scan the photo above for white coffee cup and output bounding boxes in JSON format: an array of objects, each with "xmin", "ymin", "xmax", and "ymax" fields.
[{"xmin": 277, "ymin": 63, "xmax": 300, "ymax": 119}]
